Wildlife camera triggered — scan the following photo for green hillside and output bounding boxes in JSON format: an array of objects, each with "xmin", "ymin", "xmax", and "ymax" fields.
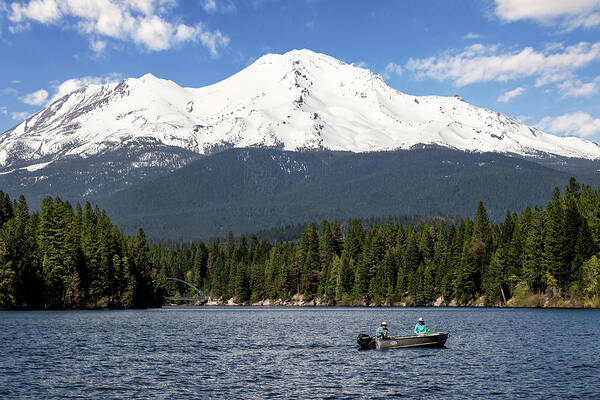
[{"xmin": 99, "ymin": 147, "xmax": 598, "ymax": 240}]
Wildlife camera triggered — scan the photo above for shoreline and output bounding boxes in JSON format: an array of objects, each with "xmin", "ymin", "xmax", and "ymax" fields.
[
  {"xmin": 3, "ymin": 303, "xmax": 599, "ymax": 310},
  {"xmin": 175, "ymin": 293, "xmax": 599, "ymax": 309}
]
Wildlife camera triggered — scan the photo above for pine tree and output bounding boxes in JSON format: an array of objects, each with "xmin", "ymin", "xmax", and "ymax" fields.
[
  {"xmin": 404, "ymin": 229, "xmax": 421, "ymax": 274},
  {"xmin": 299, "ymin": 223, "xmax": 320, "ymax": 297},
  {"xmin": 331, "ymin": 220, "xmax": 344, "ymax": 256},
  {"xmin": 344, "ymin": 220, "xmax": 364, "ymax": 260},
  {"xmin": 235, "ymin": 262, "xmax": 250, "ymax": 303},
  {"xmin": 318, "ymin": 220, "xmax": 336, "ymax": 296},
  {"xmin": 543, "ymin": 187, "xmax": 567, "ymax": 290},
  {"xmin": 126, "ymin": 228, "xmax": 155, "ymax": 307},
  {"xmin": 523, "ymin": 206, "xmax": 545, "ymax": 292},
  {"xmin": 0, "ymin": 191, "xmax": 13, "ymax": 229},
  {"xmin": 335, "ymin": 250, "xmax": 354, "ymax": 301},
  {"xmin": 0, "ymin": 261, "xmax": 16, "ymax": 309},
  {"xmin": 484, "ymin": 246, "xmax": 507, "ymax": 305},
  {"xmin": 326, "ymin": 255, "xmax": 339, "ymax": 301}
]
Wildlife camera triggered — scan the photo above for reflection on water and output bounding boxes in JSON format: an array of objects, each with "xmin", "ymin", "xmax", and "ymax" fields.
[{"xmin": 1, "ymin": 307, "xmax": 599, "ymax": 399}]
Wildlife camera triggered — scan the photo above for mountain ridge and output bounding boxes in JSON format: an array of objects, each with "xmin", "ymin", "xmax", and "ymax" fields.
[{"xmin": 2, "ymin": 48, "xmax": 600, "ymax": 173}]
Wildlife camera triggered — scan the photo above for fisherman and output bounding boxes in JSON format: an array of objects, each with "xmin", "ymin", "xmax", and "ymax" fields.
[
  {"xmin": 414, "ymin": 317, "xmax": 428, "ymax": 336},
  {"xmin": 376, "ymin": 321, "xmax": 391, "ymax": 340}
]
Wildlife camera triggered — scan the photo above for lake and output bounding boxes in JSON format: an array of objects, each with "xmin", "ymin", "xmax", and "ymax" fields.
[{"xmin": 1, "ymin": 307, "xmax": 599, "ymax": 399}]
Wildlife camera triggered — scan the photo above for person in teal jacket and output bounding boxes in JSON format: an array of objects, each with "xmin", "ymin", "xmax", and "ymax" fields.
[
  {"xmin": 414, "ymin": 317, "xmax": 428, "ymax": 336},
  {"xmin": 376, "ymin": 321, "xmax": 391, "ymax": 340}
]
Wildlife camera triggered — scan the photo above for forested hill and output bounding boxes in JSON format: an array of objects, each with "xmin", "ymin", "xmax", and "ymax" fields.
[
  {"xmin": 154, "ymin": 178, "xmax": 600, "ymax": 308},
  {"xmin": 98, "ymin": 147, "xmax": 600, "ymax": 240},
  {"xmin": 0, "ymin": 195, "xmax": 160, "ymax": 309}
]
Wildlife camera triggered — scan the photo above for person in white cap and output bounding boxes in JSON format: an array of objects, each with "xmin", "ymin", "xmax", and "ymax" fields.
[
  {"xmin": 376, "ymin": 321, "xmax": 391, "ymax": 340},
  {"xmin": 414, "ymin": 317, "xmax": 428, "ymax": 336}
]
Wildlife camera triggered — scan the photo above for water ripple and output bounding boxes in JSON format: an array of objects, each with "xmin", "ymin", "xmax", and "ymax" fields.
[{"xmin": 1, "ymin": 307, "xmax": 599, "ymax": 399}]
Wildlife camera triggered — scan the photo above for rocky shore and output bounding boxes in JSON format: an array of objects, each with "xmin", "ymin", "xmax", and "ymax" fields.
[{"xmin": 185, "ymin": 293, "xmax": 597, "ymax": 308}]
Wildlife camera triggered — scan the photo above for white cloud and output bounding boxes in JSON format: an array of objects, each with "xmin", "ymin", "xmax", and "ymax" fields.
[
  {"xmin": 19, "ymin": 89, "xmax": 48, "ymax": 105},
  {"xmin": 494, "ymin": 0, "xmax": 600, "ymax": 30},
  {"xmin": 11, "ymin": 111, "xmax": 30, "ymax": 120},
  {"xmin": 383, "ymin": 62, "xmax": 403, "ymax": 80},
  {"xmin": 355, "ymin": 61, "xmax": 368, "ymax": 68},
  {"xmin": 406, "ymin": 42, "xmax": 600, "ymax": 87},
  {"xmin": 200, "ymin": 0, "xmax": 236, "ymax": 14},
  {"xmin": 497, "ymin": 87, "xmax": 525, "ymax": 103},
  {"xmin": 305, "ymin": 19, "xmax": 315, "ymax": 30},
  {"xmin": 0, "ymin": 106, "xmax": 7, "ymax": 115},
  {"xmin": 193, "ymin": 25, "xmax": 229, "ymax": 56},
  {"xmin": 8, "ymin": 0, "xmax": 229, "ymax": 54},
  {"xmin": 538, "ymin": 112, "xmax": 600, "ymax": 137},
  {"xmin": 9, "ymin": 0, "xmax": 61, "ymax": 24},
  {"xmin": 8, "ymin": 22, "xmax": 31, "ymax": 33},
  {"xmin": 48, "ymin": 74, "xmax": 121, "ymax": 104},
  {"xmin": 90, "ymin": 38, "xmax": 107, "ymax": 54},
  {"xmin": 202, "ymin": 0, "xmax": 217, "ymax": 13},
  {"xmin": 557, "ymin": 77, "xmax": 600, "ymax": 97},
  {"xmin": 463, "ymin": 32, "xmax": 481, "ymax": 40}
]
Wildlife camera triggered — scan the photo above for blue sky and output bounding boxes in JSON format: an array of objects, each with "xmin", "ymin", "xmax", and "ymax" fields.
[{"xmin": 1, "ymin": 0, "xmax": 600, "ymax": 140}]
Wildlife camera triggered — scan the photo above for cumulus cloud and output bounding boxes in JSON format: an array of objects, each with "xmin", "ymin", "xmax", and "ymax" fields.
[
  {"xmin": 11, "ymin": 111, "xmax": 30, "ymax": 120},
  {"xmin": 497, "ymin": 87, "xmax": 525, "ymax": 103},
  {"xmin": 19, "ymin": 89, "xmax": 49, "ymax": 105},
  {"xmin": 406, "ymin": 42, "xmax": 600, "ymax": 87},
  {"xmin": 494, "ymin": 0, "xmax": 600, "ymax": 30},
  {"xmin": 383, "ymin": 62, "xmax": 403, "ymax": 80},
  {"xmin": 8, "ymin": 0, "xmax": 229, "ymax": 54},
  {"xmin": 538, "ymin": 112, "xmax": 600, "ymax": 137},
  {"xmin": 47, "ymin": 75, "xmax": 121, "ymax": 104},
  {"xmin": 557, "ymin": 77, "xmax": 600, "ymax": 97},
  {"xmin": 9, "ymin": 0, "xmax": 61, "ymax": 24}
]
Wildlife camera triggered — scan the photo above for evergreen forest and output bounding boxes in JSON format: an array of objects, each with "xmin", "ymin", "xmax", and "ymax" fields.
[
  {"xmin": 1, "ymin": 178, "xmax": 600, "ymax": 309},
  {"xmin": 154, "ymin": 178, "xmax": 600, "ymax": 308},
  {"xmin": 0, "ymin": 195, "xmax": 160, "ymax": 309}
]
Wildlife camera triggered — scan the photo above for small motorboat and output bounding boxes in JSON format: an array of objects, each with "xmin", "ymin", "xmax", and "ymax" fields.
[{"xmin": 357, "ymin": 332, "xmax": 450, "ymax": 350}]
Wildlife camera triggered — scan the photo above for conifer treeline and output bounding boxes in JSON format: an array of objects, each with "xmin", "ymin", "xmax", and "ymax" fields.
[
  {"xmin": 0, "ymin": 194, "xmax": 159, "ymax": 309},
  {"xmin": 154, "ymin": 178, "xmax": 600, "ymax": 307},
  {"xmin": 2, "ymin": 178, "xmax": 600, "ymax": 309}
]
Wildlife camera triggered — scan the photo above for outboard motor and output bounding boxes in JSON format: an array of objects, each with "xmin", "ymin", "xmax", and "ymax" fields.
[{"xmin": 357, "ymin": 333, "xmax": 375, "ymax": 350}]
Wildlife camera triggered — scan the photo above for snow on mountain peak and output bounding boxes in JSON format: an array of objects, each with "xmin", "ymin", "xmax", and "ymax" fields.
[{"xmin": 1, "ymin": 49, "xmax": 600, "ymax": 169}]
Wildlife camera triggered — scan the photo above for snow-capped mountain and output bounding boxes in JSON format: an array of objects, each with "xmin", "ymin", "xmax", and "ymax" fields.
[{"xmin": 2, "ymin": 48, "xmax": 600, "ymax": 172}]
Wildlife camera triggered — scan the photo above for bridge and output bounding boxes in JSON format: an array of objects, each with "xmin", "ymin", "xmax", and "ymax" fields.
[{"xmin": 164, "ymin": 277, "xmax": 209, "ymax": 303}]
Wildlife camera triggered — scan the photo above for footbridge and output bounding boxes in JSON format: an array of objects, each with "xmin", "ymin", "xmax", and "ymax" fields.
[{"xmin": 164, "ymin": 277, "xmax": 208, "ymax": 303}]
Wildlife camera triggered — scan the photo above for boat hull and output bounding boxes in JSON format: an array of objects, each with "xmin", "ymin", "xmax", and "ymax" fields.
[{"xmin": 375, "ymin": 332, "xmax": 449, "ymax": 350}]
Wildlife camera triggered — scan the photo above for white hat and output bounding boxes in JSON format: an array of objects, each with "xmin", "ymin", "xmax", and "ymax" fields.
[
  {"xmin": 381, "ymin": 321, "xmax": 387, "ymax": 326},
  {"xmin": 418, "ymin": 317, "xmax": 424, "ymax": 322}
]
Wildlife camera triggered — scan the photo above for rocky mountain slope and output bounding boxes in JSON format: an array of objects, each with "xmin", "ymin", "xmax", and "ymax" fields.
[
  {"xmin": 2, "ymin": 49, "xmax": 600, "ymax": 175},
  {"xmin": 1, "ymin": 49, "xmax": 600, "ymax": 239}
]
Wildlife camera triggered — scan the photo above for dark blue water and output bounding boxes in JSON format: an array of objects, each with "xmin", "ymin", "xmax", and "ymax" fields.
[{"xmin": 1, "ymin": 307, "xmax": 599, "ymax": 399}]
